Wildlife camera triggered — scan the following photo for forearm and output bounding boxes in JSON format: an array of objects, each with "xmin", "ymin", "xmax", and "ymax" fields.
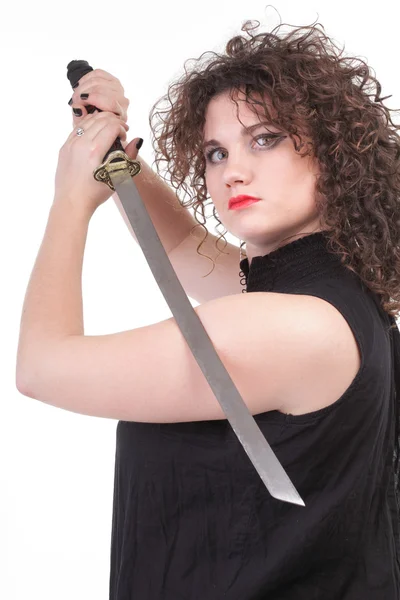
[
  {"xmin": 112, "ymin": 154, "xmax": 197, "ymax": 255},
  {"xmin": 16, "ymin": 200, "xmax": 91, "ymax": 390}
]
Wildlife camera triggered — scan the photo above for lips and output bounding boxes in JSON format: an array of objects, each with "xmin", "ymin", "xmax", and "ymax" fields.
[{"xmin": 228, "ymin": 195, "xmax": 261, "ymax": 209}]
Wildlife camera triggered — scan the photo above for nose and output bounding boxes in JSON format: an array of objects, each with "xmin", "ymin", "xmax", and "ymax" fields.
[{"xmin": 223, "ymin": 158, "xmax": 252, "ymax": 188}]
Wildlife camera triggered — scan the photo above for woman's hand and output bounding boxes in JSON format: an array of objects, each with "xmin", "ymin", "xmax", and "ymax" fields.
[
  {"xmin": 67, "ymin": 68, "xmax": 143, "ymax": 210},
  {"xmin": 69, "ymin": 68, "xmax": 142, "ymax": 160},
  {"xmin": 53, "ymin": 109, "xmax": 130, "ymax": 216},
  {"xmin": 69, "ymin": 68, "xmax": 129, "ymax": 125}
]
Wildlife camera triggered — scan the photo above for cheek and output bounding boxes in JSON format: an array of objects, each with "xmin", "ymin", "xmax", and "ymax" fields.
[{"xmin": 204, "ymin": 170, "xmax": 215, "ymax": 194}]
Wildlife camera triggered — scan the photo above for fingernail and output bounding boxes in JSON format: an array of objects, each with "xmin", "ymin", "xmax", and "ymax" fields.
[
  {"xmin": 73, "ymin": 108, "xmax": 82, "ymax": 116},
  {"xmin": 136, "ymin": 138, "xmax": 143, "ymax": 150},
  {"xmin": 80, "ymin": 93, "xmax": 89, "ymax": 100},
  {"xmin": 72, "ymin": 82, "xmax": 79, "ymax": 89},
  {"xmin": 68, "ymin": 97, "xmax": 73, "ymax": 106}
]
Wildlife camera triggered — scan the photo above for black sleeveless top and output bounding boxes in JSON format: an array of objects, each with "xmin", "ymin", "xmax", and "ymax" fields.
[{"xmin": 109, "ymin": 232, "xmax": 400, "ymax": 599}]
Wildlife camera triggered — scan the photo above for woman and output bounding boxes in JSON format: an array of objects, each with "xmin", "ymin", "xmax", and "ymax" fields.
[{"xmin": 16, "ymin": 16, "xmax": 400, "ymax": 599}]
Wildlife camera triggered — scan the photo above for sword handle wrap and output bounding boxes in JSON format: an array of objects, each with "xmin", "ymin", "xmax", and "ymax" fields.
[{"xmin": 66, "ymin": 59, "xmax": 125, "ymax": 162}]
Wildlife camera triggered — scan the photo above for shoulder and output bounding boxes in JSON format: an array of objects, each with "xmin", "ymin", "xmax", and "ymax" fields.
[{"xmin": 195, "ymin": 291, "xmax": 359, "ymax": 417}]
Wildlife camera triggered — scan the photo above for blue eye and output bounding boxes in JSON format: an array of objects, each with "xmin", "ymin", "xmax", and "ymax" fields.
[{"xmin": 205, "ymin": 134, "xmax": 284, "ymax": 164}]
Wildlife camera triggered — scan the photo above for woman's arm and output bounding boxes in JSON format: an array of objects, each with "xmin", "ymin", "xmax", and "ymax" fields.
[{"xmin": 112, "ymin": 152, "xmax": 196, "ymax": 255}]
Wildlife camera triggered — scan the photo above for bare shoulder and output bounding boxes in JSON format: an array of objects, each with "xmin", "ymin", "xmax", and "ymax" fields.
[
  {"xmin": 199, "ymin": 290, "xmax": 361, "ymax": 418},
  {"xmin": 276, "ymin": 293, "xmax": 362, "ymax": 416},
  {"xmin": 19, "ymin": 291, "xmax": 360, "ymax": 422}
]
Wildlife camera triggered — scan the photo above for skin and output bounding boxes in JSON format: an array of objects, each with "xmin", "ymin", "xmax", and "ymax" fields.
[{"xmin": 202, "ymin": 89, "xmax": 325, "ymax": 266}]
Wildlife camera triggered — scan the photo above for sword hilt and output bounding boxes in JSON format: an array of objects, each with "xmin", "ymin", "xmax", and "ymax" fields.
[
  {"xmin": 66, "ymin": 59, "xmax": 140, "ymax": 190},
  {"xmin": 92, "ymin": 151, "xmax": 141, "ymax": 191}
]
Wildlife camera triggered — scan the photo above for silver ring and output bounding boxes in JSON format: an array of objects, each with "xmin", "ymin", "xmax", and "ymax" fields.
[{"xmin": 76, "ymin": 127, "xmax": 85, "ymax": 136}]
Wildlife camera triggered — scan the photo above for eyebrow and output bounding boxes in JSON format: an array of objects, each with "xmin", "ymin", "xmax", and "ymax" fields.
[{"xmin": 202, "ymin": 120, "xmax": 276, "ymax": 150}]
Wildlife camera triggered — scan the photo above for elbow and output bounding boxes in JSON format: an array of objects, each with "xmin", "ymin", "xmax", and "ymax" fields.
[
  {"xmin": 16, "ymin": 342, "xmax": 39, "ymax": 397},
  {"xmin": 16, "ymin": 372, "xmax": 28, "ymax": 396},
  {"xmin": 15, "ymin": 366, "xmax": 35, "ymax": 398}
]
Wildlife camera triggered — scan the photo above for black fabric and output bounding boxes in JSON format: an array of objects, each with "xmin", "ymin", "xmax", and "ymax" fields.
[{"xmin": 109, "ymin": 231, "xmax": 400, "ymax": 599}]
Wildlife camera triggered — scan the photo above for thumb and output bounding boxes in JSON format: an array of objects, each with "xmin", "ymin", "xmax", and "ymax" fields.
[{"xmin": 123, "ymin": 137, "xmax": 144, "ymax": 160}]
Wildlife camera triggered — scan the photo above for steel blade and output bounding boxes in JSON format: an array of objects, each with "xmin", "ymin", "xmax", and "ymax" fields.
[{"xmin": 110, "ymin": 169, "xmax": 305, "ymax": 507}]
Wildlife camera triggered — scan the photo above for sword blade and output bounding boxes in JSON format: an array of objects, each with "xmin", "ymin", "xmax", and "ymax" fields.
[{"xmin": 110, "ymin": 169, "xmax": 305, "ymax": 507}]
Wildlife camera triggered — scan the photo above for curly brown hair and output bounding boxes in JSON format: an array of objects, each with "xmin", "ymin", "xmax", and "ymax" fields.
[{"xmin": 148, "ymin": 15, "xmax": 400, "ymax": 323}]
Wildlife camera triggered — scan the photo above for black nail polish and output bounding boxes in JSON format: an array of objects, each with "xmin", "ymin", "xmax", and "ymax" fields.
[
  {"xmin": 80, "ymin": 93, "xmax": 89, "ymax": 100},
  {"xmin": 73, "ymin": 108, "xmax": 82, "ymax": 116},
  {"xmin": 72, "ymin": 82, "xmax": 79, "ymax": 89},
  {"xmin": 136, "ymin": 138, "xmax": 143, "ymax": 150},
  {"xmin": 68, "ymin": 97, "xmax": 73, "ymax": 106}
]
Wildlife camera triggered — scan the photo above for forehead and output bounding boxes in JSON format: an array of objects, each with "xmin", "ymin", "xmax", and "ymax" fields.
[{"xmin": 203, "ymin": 89, "xmax": 276, "ymax": 134}]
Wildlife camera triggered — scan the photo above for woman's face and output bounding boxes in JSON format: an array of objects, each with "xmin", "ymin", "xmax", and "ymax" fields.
[{"xmin": 203, "ymin": 89, "xmax": 324, "ymax": 264}]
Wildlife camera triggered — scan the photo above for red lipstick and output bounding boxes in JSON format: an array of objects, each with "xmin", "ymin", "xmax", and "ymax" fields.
[{"xmin": 228, "ymin": 195, "xmax": 261, "ymax": 210}]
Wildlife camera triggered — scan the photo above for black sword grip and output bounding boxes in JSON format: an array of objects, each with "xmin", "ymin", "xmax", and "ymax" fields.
[{"xmin": 66, "ymin": 60, "xmax": 125, "ymax": 163}]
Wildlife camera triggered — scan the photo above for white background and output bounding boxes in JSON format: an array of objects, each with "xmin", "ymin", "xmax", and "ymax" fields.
[{"xmin": 3, "ymin": 1, "xmax": 400, "ymax": 598}]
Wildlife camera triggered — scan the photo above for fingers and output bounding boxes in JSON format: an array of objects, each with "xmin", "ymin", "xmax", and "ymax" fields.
[
  {"xmin": 90, "ymin": 115, "xmax": 128, "ymax": 147},
  {"xmin": 78, "ymin": 68, "xmax": 119, "ymax": 86},
  {"xmin": 72, "ymin": 110, "xmax": 129, "ymax": 131},
  {"xmin": 69, "ymin": 69, "xmax": 129, "ymax": 127},
  {"xmin": 69, "ymin": 111, "xmax": 129, "ymax": 144},
  {"xmin": 72, "ymin": 90, "xmax": 127, "ymax": 120}
]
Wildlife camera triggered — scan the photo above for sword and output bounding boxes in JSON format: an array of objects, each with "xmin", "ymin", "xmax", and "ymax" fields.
[{"xmin": 66, "ymin": 60, "xmax": 305, "ymax": 507}]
